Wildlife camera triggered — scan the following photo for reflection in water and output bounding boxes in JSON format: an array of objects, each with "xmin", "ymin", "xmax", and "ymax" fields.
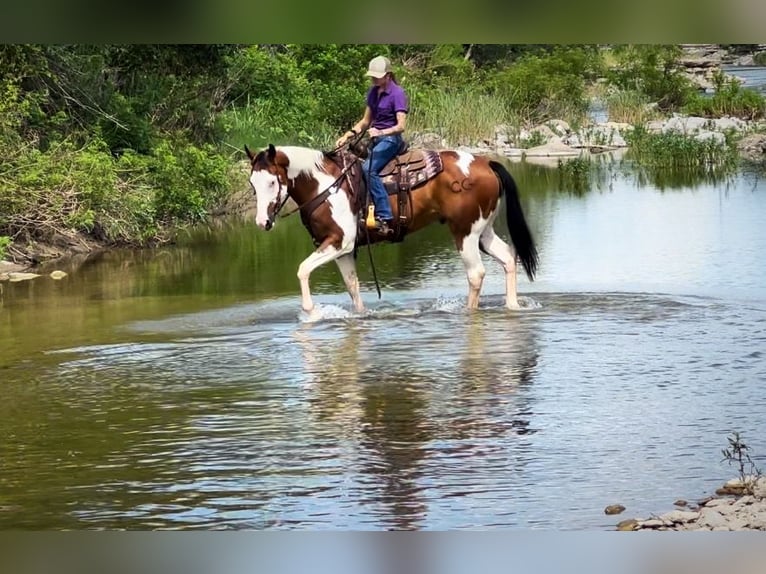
[{"xmin": 293, "ymin": 308, "xmax": 541, "ymax": 530}]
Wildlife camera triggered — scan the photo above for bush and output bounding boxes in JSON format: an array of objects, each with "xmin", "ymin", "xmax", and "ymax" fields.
[
  {"xmin": 607, "ymin": 45, "xmax": 695, "ymax": 110},
  {"xmin": 149, "ymin": 140, "xmax": 233, "ymax": 224},
  {"xmin": 683, "ymin": 71, "xmax": 766, "ymax": 120},
  {"xmin": 489, "ymin": 46, "xmax": 600, "ymax": 124},
  {"xmin": 0, "ymin": 236, "xmax": 10, "ymax": 260}
]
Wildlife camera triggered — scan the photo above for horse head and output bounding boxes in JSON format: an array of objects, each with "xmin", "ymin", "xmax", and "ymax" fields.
[{"xmin": 245, "ymin": 143, "xmax": 288, "ymax": 230}]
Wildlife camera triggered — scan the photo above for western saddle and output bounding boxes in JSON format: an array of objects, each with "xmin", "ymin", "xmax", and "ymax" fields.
[{"xmin": 344, "ymin": 141, "xmax": 444, "ymax": 243}]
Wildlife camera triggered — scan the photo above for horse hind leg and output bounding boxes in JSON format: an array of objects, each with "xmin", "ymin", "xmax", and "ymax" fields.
[
  {"xmin": 479, "ymin": 227, "xmax": 520, "ymax": 310},
  {"xmin": 455, "ymin": 227, "xmax": 486, "ymax": 310},
  {"xmin": 335, "ymin": 253, "xmax": 364, "ymax": 313}
]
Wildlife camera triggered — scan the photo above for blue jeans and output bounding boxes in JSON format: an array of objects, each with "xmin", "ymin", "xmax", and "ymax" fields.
[{"xmin": 361, "ymin": 135, "xmax": 402, "ymax": 221}]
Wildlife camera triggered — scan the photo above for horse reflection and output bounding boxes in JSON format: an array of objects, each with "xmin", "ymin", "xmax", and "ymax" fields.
[
  {"xmin": 293, "ymin": 325, "xmax": 432, "ymax": 530},
  {"xmin": 446, "ymin": 312, "xmax": 540, "ymax": 442}
]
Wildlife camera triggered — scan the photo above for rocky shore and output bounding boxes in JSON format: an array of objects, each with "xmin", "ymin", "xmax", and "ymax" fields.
[{"xmin": 615, "ymin": 476, "xmax": 766, "ymax": 531}]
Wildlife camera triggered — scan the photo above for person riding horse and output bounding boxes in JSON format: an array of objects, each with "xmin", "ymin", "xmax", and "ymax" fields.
[{"xmin": 335, "ymin": 55, "xmax": 409, "ymax": 236}]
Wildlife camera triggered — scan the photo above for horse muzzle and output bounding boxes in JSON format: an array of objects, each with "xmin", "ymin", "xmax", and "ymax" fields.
[{"xmin": 264, "ymin": 219, "xmax": 273, "ymax": 231}]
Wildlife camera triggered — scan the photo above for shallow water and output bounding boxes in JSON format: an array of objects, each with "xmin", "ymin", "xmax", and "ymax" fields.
[{"xmin": 2, "ymin": 160, "xmax": 766, "ymax": 530}]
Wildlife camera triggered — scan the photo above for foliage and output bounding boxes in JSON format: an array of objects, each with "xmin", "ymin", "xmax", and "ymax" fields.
[
  {"xmin": 557, "ymin": 157, "xmax": 592, "ymax": 195},
  {"xmin": 605, "ymin": 89, "xmax": 659, "ymax": 124},
  {"xmin": 0, "ymin": 236, "xmax": 10, "ymax": 260},
  {"xmin": 607, "ymin": 45, "xmax": 695, "ymax": 110},
  {"xmin": 721, "ymin": 431, "xmax": 763, "ymax": 493},
  {"xmin": 407, "ymin": 85, "xmax": 506, "ymax": 146},
  {"xmin": 683, "ymin": 71, "xmax": 766, "ymax": 120},
  {"xmin": 488, "ymin": 46, "xmax": 601, "ymax": 125},
  {"xmin": 0, "ymin": 43, "xmax": 759, "ymax": 258},
  {"xmin": 625, "ymin": 125, "xmax": 738, "ymax": 170},
  {"xmin": 755, "ymin": 52, "xmax": 766, "ymax": 66}
]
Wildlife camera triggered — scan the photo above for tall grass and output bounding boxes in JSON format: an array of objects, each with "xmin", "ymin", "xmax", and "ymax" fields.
[
  {"xmin": 605, "ymin": 89, "xmax": 659, "ymax": 124},
  {"xmin": 407, "ymin": 86, "xmax": 508, "ymax": 146},
  {"xmin": 626, "ymin": 125, "xmax": 738, "ymax": 169},
  {"xmin": 683, "ymin": 72, "xmax": 766, "ymax": 120},
  {"xmin": 219, "ymin": 97, "xmax": 337, "ymax": 152}
]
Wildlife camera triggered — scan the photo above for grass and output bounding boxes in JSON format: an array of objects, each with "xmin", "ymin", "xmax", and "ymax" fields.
[
  {"xmin": 407, "ymin": 86, "xmax": 508, "ymax": 146},
  {"xmin": 605, "ymin": 89, "xmax": 660, "ymax": 124},
  {"xmin": 626, "ymin": 125, "xmax": 739, "ymax": 169}
]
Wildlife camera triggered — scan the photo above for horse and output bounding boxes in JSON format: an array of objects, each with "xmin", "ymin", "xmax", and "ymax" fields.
[{"xmin": 244, "ymin": 142, "xmax": 538, "ymax": 316}]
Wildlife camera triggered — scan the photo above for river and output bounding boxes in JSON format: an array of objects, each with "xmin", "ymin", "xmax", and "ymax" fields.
[{"xmin": 1, "ymin": 158, "xmax": 765, "ymax": 530}]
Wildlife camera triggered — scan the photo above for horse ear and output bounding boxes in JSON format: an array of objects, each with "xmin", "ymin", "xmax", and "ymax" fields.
[
  {"xmin": 267, "ymin": 144, "xmax": 276, "ymax": 160},
  {"xmin": 244, "ymin": 145, "xmax": 254, "ymax": 160}
]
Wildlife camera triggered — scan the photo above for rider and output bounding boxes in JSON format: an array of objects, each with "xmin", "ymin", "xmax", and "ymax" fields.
[{"xmin": 336, "ymin": 55, "xmax": 409, "ymax": 234}]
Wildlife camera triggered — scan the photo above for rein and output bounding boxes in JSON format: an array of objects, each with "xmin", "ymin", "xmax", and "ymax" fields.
[{"xmin": 278, "ymin": 155, "xmax": 360, "ymax": 219}]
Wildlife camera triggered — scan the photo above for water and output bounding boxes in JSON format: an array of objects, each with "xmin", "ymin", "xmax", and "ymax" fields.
[
  {"xmin": 2, "ymin": 161, "xmax": 766, "ymax": 530},
  {"xmin": 723, "ymin": 65, "xmax": 766, "ymax": 93}
]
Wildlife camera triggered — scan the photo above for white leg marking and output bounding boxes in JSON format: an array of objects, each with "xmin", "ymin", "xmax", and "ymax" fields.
[
  {"xmin": 480, "ymin": 225, "xmax": 520, "ymax": 310},
  {"xmin": 454, "ymin": 150, "xmax": 475, "ymax": 177},
  {"xmin": 335, "ymin": 254, "xmax": 364, "ymax": 313},
  {"xmin": 297, "ymin": 245, "xmax": 351, "ymax": 313},
  {"xmin": 459, "ymin": 215, "xmax": 490, "ymax": 310}
]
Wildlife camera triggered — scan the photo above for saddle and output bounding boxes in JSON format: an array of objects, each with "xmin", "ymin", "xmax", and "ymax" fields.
[{"xmin": 364, "ymin": 147, "xmax": 444, "ymax": 242}]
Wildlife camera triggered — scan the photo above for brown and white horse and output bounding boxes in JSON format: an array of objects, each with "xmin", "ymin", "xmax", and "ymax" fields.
[{"xmin": 245, "ymin": 143, "xmax": 538, "ymax": 316}]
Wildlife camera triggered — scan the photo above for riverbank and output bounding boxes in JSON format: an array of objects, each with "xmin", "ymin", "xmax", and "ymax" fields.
[
  {"xmin": 3, "ymin": 114, "xmax": 765, "ymax": 278},
  {"xmin": 615, "ymin": 476, "xmax": 766, "ymax": 531}
]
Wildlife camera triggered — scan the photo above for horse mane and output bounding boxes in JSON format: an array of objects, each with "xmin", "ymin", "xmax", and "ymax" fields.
[{"xmin": 277, "ymin": 146, "xmax": 329, "ymax": 180}]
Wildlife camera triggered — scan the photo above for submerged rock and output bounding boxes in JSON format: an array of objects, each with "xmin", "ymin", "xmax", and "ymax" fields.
[{"xmin": 604, "ymin": 504, "xmax": 626, "ymax": 515}]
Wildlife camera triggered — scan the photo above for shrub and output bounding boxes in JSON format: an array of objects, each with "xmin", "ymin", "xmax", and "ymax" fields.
[
  {"xmin": 607, "ymin": 45, "xmax": 695, "ymax": 110},
  {"xmin": 683, "ymin": 71, "xmax": 766, "ymax": 120},
  {"xmin": 489, "ymin": 46, "xmax": 600, "ymax": 125}
]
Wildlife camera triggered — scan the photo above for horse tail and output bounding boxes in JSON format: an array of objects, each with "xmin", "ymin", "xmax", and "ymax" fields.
[{"xmin": 488, "ymin": 160, "xmax": 539, "ymax": 281}]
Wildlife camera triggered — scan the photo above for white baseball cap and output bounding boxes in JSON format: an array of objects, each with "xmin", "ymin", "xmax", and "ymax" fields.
[{"xmin": 365, "ymin": 55, "xmax": 392, "ymax": 79}]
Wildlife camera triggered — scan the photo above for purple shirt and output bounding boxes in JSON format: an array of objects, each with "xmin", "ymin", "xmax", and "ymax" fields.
[{"xmin": 366, "ymin": 81, "xmax": 409, "ymax": 130}]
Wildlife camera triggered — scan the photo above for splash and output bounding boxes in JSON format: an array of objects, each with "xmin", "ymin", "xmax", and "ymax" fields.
[{"xmin": 298, "ymin": 303, "xmax": 355, "ymax": 324}]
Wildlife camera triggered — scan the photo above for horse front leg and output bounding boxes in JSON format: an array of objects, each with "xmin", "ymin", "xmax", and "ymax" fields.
[
  {"xmin": 297, "ymin": 239, "xmax": 349, "ymax": 313},
  {"xmin": 335, "ymin": 253, "xmax": 364, "ymax": 313}
]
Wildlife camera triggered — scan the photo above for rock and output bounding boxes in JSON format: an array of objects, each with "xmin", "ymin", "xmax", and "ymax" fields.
[
  {"xmin": 695, "ymin": 131, "xmax": 726, "ymax": 145},
  {"xmin": 698, "ymin": 508, "xmax": 728, "ymax": 529},
  {"xmin": 727, "ymin": 516, "xmax": 750, "ymax": 530},
  {"xmin": 662, "ymin": 115, "xmax": 711, "ymax": 135},
  {"xmin": 616, "ymin": 519, "xmax": 639, "ymax": 531},
  {"xmin": 674, "ymin": 499, "xmax": 688, "ymax": 507},
  {"xmin": 545, "ymin": 119, "xmax": 571, "ymax": 137},
  {"xmin": 0, "ymin": 260, "xmax": 27, "ymax": 274},
  {"xmin": 411, "ymin": 131, "xmax": 448, "ymax": 150},
  {"xmin": 49, "ymin": 270, "xmax": 68, "ymax": 280},
  {"xmin": 523, "ymin": 140, "xmax": 581, "ymax": 157},
  {"xmin": 738, "ymin": 134, "xmax": 766, "ymax": 162},
  {"xmin": 712, "ymin": 117, "xmax": 748, "ymax": 132},
  {"xmin": 752, "ymin": 477, "xmax": 766, "ymax": 499},
  {"xmin": 660, "ymin": 510, "xmax": 700, "ymax": 524},
  {"xmin": 704, "ymin": 497, "xmax": 733, "ymax": 508},
  {"xmin": 7, "ymin": 272, "xmax": 41, "ymax": 282},
  {"xmin": 639, "ymin": 519, "xmax": 664, "ymax": 528},
  {"xmin": 605, "ymin": 504, "xmax": 626, "ymax": 515}
]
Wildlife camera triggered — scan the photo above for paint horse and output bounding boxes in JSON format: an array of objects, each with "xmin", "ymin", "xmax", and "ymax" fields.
[{"xmin": 245, "ymin": 143, "xmax": 538, "ymax": 316}]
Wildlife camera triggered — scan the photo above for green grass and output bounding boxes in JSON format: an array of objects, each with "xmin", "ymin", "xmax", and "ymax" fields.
[
  {"xmin": 626, "ymin": 125, "xmax": 738, "ymax": 170},
  {"xmin": 605, "ymin": 89, "xmax": 659, "ymax": 124},
  {"xmin": 407, "ymin": 86, "xmax": 508, "ymax": 146}
]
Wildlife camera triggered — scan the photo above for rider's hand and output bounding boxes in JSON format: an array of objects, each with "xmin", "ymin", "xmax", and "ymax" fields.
[
  {"xmin": 335, "ymin": 134, "xmax": 349, "ymax": 147},
  {"xmin": 368, "ymin": 127, "xmax": 383, "ymax": 138}
]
